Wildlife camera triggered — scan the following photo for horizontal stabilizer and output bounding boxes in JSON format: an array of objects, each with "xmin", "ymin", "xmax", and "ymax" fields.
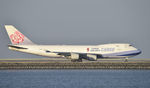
[{"xmin": 8, "ymin": 45, "xmax": 28, "ymax": 49}]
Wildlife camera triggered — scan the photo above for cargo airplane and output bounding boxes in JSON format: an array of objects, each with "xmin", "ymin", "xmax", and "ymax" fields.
[{"xmin": 5, "ymin": 25, "xmax": 141, "ymax": 62}]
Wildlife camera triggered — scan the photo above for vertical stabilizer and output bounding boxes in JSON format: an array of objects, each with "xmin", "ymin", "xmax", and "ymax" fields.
[{"xmin": 5, "ymin": 25, "xmax": 34, "ymax": 45}]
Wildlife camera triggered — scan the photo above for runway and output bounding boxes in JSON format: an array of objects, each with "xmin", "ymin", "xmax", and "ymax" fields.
[
  {"xmin": 0, "ymin": 58, "xmax": 150, "ymax": 69},
  {"xmin": 0, "ymin": 58, "xmax": 150, "ymax": 63}
]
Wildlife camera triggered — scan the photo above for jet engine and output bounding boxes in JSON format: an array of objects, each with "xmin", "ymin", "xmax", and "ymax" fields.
[
  {"xmin": 86, "ymin": 54, "xmax": 97, "ymax": 61},
  {"xmin": 67, "ymin": 53, "xmax": 82, "ymax": 62},
  {"xmin": 70, "ymin": 53, "xmax": 79, "ymax": 60}
]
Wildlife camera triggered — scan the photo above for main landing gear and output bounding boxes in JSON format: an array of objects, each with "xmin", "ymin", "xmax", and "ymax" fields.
[{"xmin": 71, "ymin": 59, "xmax": 82, "ymax": 62}]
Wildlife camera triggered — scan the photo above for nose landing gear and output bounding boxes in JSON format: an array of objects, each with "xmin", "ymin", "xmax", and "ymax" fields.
[{"xmin": 124, "ymin": 57, "xmax": 128, "ymax": 62}]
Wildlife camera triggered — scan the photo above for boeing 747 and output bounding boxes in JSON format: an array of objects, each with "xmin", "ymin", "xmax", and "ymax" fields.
[{"xmin": 5, "ymin": 25, "xmax": 141, "ymax": 62}]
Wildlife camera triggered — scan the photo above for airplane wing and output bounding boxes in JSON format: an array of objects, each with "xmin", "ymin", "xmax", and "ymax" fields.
[{"xmin": 52, "ymin": 51, "xmax": 102, "ymax": 61}]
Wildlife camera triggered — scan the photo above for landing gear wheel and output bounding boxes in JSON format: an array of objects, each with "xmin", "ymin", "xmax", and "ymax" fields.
[
  {"xmin": 78, "ymin": 59, "xmax": 82, "ymax": 62},
  {"xmin": 71, "ymin": 59, "xmax": 82, "ymax": 62},
  {"xmin": 124, "ymin": 58, "xmax": 128, "ymax": 62}
]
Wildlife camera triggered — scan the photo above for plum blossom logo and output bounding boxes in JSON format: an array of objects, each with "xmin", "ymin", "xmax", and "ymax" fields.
[
  {"xmin": 87, "ymin": 48, "xmax": 89, "ymax": 52},
  {"xmin": 10, "ymin": 31, "xmax": 24, "ymax": 44}
]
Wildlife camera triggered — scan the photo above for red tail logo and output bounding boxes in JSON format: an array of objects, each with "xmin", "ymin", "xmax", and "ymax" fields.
[{"xmin": 10, "ymin": 31, "xmax": 24, "ymax": 44}]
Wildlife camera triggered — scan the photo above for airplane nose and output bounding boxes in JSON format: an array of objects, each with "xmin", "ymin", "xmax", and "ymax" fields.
[{"xmin": 137, "ymin": 49, "xmax": 142, "ymax": 55}]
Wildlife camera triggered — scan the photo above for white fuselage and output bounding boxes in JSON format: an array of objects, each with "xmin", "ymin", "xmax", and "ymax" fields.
[{"xmin": 9, "ymin": 43, "xmax": 141, "ymax": 59}]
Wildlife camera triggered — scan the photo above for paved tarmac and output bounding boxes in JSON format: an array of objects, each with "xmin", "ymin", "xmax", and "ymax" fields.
[
  {"xmin": 0, "ymin": 58, "xmax": 150, "ymax": 69},
  {"xmin": 0, "ymin": 58, "xmax": 150, "ymax": 63}
]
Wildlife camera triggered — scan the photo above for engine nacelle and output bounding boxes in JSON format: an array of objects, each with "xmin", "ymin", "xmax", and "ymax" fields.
[
  {"xmin": 87, "ymin": 54, "xmax": 97, "ymax": 61},
  {"xmin": 69, "ymin": 53, "xmax": 79, "ymax": 60}
]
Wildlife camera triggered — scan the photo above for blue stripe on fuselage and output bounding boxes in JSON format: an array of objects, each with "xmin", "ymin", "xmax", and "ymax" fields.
[{"xmin": 102, "ymin": 49, "xmax": 141, "ymax": 57}]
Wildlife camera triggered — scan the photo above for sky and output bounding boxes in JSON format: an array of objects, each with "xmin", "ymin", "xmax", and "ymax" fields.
[{"xmin": 0, "ymin": 0, "xmax": 150, "ymax": 58}]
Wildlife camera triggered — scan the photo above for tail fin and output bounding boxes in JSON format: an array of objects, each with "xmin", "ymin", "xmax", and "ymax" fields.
[{"xmin": 5, "ymin": 25, "xmax": 34, "ymax": 45}]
